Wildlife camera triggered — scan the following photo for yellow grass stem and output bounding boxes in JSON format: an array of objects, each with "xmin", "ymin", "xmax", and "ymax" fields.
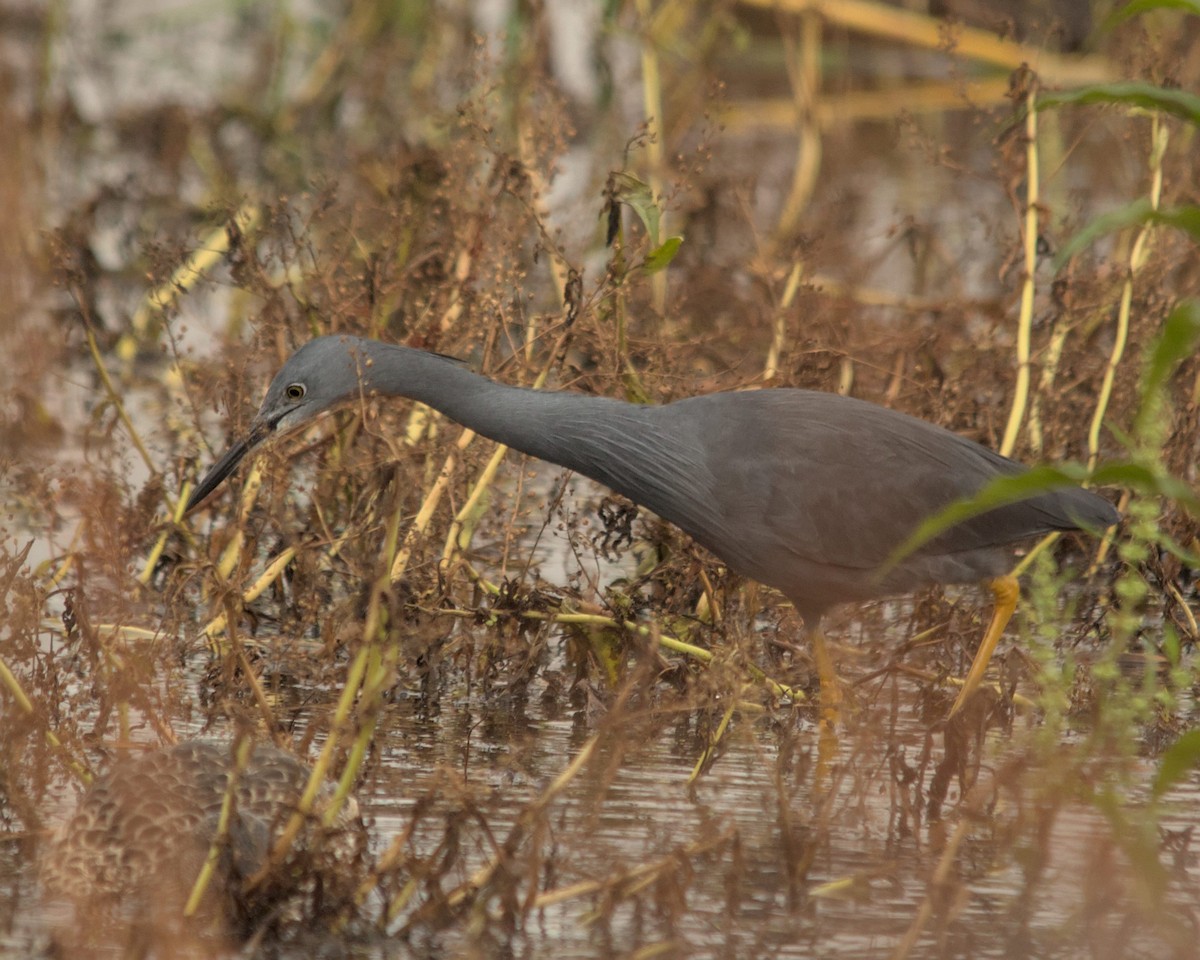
[
  {"xmin": 184, "ymin": 736, "xmax": 253, "ymax": 917},
  {"xmin": 1088, "ymin": 119, "xmax": 1166, "ymax": 573},
  {"xmin": 44, "ymin": 553, "xmax": 75, "ymax": 589},
  {"xmin": 688, "ymin": 699, "xmax": 738, "ymax": 784},
  {"xmin": 248, "ymin": 642, "xmax": 372, "ymax": 889},
  {"xmin": 696, "ymin": 567, "xmax": 721, "ymax": 626},
  {"xmin": 809, "ymin": 875, "xmax": 864, "ymax": 898},
  {"xmin": 1026, "ymin": 324, "xmax": 1069, "ymax": 458},
  {"xmin": 530, "ymin": 833, "xmax": 734, "ymax": 910},
  {"xmin": 90, "ymin": 624, "xmax": 160, "ymax": 641},
  {"xmin": 440, "ymin": 441, "xmax": 508, "ymax": 569},
  {"xmin": 213, "ymin": 459, "xmax": 266, "ymax": 580},
  {"xmin": 737, "ymin": 0, "xmax": 1112, "ymax": 86},
  {"xmin": 324, "ymin": 588, "xmax": 398, "ymax": 826},
  {"xmin": 385, "ymin": 877, "xmax": 421, "ymax": 925},
  {"xmin": 435, "ymin": 733, "xmax": 600, "ymax": 913},
  {"xmin": 772, "ymin": 13, "xmax": 823, "ymax": 244},
  {"xmin": 117, "ymin": 701, "xmax": 131, "ymax": 745},
  {"xmin": 1011, "ymin": 531, "xmax": 1060, "ymax": 578},
  {"xmin": 462, "ymin": 606, "xmax": 801, "ymax": 701},
  {"xmin": 1000, "ymin": 78, "xmax": 1038, "ymax": 458},
  {"xmin": 84, "ymin": 326, "xmax": 160, "ymax": 483},
  {"xmin": 403, "ymin": 403, "xmax": 435, "ymax": 447},
  {"xmin": 358, "ymin": 817, "xmax": 418, "ymax": 912},
  {"xmin": 516, "ymin": 116, "xmax": 572, "ymax": 324},
  {"xmin": 232, "ymin": 634, "xmax": 282, "ymax": 738},
  {"xmin": 380, "ymin": 468, "xmax": 407, "ymax": 570},
  {"xmin": 437, "ymin": 244, "xmax": 476, "ymax": 334},
  {"xmin": 725, "ymin": 77, "xmax": 1015, "ymax": 132},
  {"xmin": 635, "ymin": 0, "xmax": 668, "ymax": 315},
  {"xmin": 0, "ymin": 655, "xmax": 92, "ymax": 783},
  {"xmin": 389, "ymin": 429, "xmax": 476, "ymax": 584},
  {"xmin": 216, "ymin": 529, "xmax": 247, "ymax": 582},
  {"xmin": 285, "ymin": 0, "xmax": 384, "ymax": 124},
  {"xmin": 122, "ymin": 202, "xmax": 260, "ymax": 358},
  {"xmin": 764, "ymin": 260, "xmax": 804, "ymax": 382},
  {"xmin": 801, "ymin": 272, "xmax": 990, "ymax": 311},
  {"xmin": 1089, "ymin": 118, "xmax": 1166, "ymax": 472},
  {"xmin": 328, "ymin": 719, "xmax": 374, "ymax": 828},
  {"xmin": 1167, "ymin": 583, "xmax": 1198, "ymax": 640},
  {"xmin": 623, "ymin": 942, "xmax": 679, "ymax": 959},
  {"xmin": 201, "ymin": 544, "xmax": 299, "ymax": 640},
  {"xmin": 138, "ymin": 481, "xmax": 192, "ymax": 585},
  {"xmin": 939, "ymin": 672, "xmax": 1037, "ymax": 712}
]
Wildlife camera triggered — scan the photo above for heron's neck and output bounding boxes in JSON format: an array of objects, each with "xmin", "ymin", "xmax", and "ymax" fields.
[
  {"xmin": 367, "ymin": 343, "xmax": 716, "ymax": 559},
  {"xmin": 369, "ymin": 345, "xmax": 654, "ymax": 480}
]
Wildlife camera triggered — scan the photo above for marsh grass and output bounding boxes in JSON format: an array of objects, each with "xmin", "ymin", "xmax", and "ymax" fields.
[{"xmin": 1, "ymin": 1, "xmax": 1199, "ymax": 957}]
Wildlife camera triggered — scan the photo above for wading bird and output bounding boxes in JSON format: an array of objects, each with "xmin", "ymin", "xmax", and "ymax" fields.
[{"xmin": 187, "ymin": 335, "xmax": 1118, "ymax": 715}]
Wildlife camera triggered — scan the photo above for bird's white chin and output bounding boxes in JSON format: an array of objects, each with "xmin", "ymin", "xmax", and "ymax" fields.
[{"xmin": 274, "ymin": 406, "xmax": 316, "ymax": 434}]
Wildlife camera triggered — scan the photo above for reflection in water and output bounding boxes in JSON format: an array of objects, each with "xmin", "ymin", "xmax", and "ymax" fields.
[{"xmin": 36, "ymin": 740, "xmax": 368, "ymax": 957}]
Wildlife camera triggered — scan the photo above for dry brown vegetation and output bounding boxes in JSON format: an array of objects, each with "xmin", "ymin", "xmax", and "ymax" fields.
[{"xmin": 2, "ymin": 1, "xmax": 1200, "ymax": 957}]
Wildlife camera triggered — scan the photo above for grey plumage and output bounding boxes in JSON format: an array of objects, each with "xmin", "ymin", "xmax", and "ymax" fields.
[{"xmin": 187, "ymin": 334, "xmax": 1118, "ymax": 626}]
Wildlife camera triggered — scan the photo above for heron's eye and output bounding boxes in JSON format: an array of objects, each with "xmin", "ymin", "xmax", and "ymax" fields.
[{"xmin": 285, "ymin": 383, "xmax": 306, "ymax": 401}]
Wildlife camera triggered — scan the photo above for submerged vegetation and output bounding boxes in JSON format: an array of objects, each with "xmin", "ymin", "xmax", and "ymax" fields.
[{"xmin": 1, "ymin": 1, "xmax": 1199, "ymax": 957}]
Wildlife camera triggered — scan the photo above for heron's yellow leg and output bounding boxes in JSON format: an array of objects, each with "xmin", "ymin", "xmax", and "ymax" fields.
[
  {"xmin": 948, "ymin": 574, "xmax": 1019, "ymax": 717},
  {"xmin": 811, "ymin": 624, "xmax": 842, "ymax": 779},
  {"xmin": 811, "ymin": 625, "xmax": 843, "ymax": 728}
]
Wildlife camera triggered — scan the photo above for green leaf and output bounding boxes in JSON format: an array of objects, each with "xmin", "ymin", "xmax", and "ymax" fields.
[
  {"xmin": 1137, "ymin": 205, "xmax": 1200, "ymax": 237},
  {"xmin": 1102, "ymin": 0, "xmax": 1200, "ymax": 31},
  {"xmin": 1163, "ymin": 626, "xmax": 1181, "ymax": 667},
  {"xmin": 1055, "ymin": 198, "xmax": 1153, "ymax": 269},
  {"xmin": 641, "ymin": 236, "xmax": 683, "ymax": 274},
  {"xmin": 1153, "ymin": 730, "xmax": 1200, "ymax": 798},
  {"xmin": 1037, "ymin": 82, "xmax": 1200, "ymax": 127},
  {"xmin": 621, "ymin": 361, "xmax": 652, "ymax": 404},
  {"xmin": 1155, "ymin": 531, "xmax": 1200, "ymax": 565},
  {"xmin": 609, "ymin": 171, "xmax": 662, "ymax": 246},
  {"xmin": 1143, "ymin": 300, "xmax": 1200, "ymax": 408},
  {"xmin": 1089, "ymin": 460, "xmax": 1200, "ymax": 512},
  {"xmin": 1056, "ymin": 201, "xmax": 1200, "ymax": 269}
]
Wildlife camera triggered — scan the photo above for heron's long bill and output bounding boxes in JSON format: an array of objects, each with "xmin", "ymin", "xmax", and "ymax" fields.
[{"xmin": 185, "ymin": 421, "xmax": 272, "ymax": 512}]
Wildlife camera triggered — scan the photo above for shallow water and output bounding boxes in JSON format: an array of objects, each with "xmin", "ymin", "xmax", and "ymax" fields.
[
  {"xmin": 7, "ymin": 579, "xmax": 1200, "ymax": 959},
  {"xmin": 15, "ymin": 591, "xmax": 1197, "ymax": 960}
]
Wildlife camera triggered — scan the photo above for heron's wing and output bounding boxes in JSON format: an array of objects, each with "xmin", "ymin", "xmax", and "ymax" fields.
[{"xmin": 681, "ymin": 390, "xmax": 1101, "ymax": 573}]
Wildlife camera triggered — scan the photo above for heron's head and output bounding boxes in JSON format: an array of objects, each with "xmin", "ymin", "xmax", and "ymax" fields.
[{"xmin": 185, "ymin": 336, "xmax": 372, "ymax": 511}]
